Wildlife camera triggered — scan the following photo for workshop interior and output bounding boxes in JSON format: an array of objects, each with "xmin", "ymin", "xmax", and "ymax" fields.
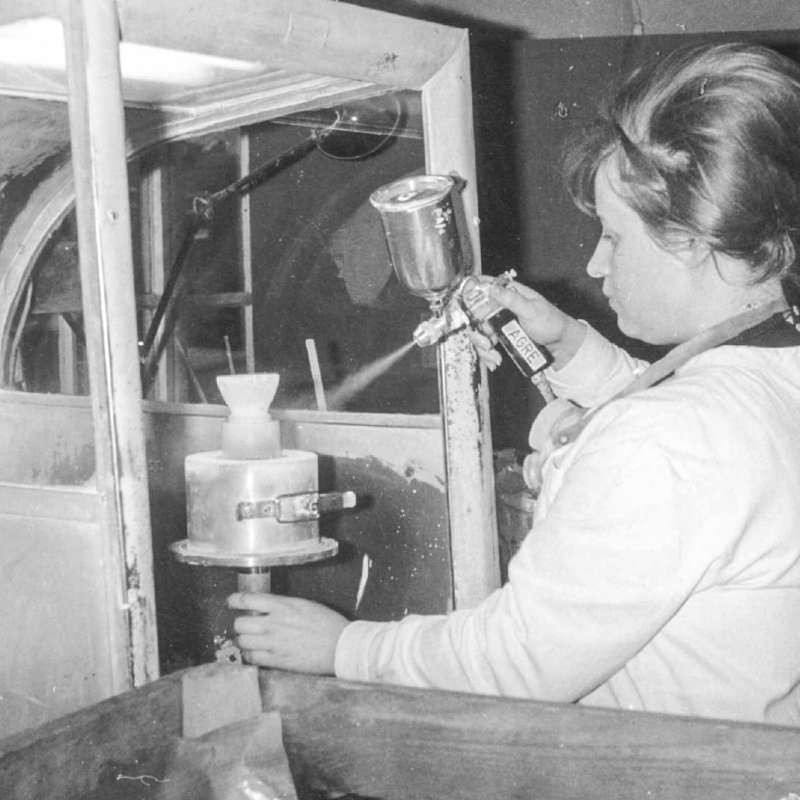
[{"xmin": 0, "ymin": 1, "xmax": 799, "ymax": 798}]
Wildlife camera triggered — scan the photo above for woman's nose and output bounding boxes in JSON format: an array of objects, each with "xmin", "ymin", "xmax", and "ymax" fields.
[{"xmin": 586, "ymin": 239, "xmax": 610, "ymax": 279}]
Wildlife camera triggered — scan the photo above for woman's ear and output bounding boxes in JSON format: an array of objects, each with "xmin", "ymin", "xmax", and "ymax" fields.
[{"xmin": 674, "ymin": 238, "xmax": 713, "ymax": 269}]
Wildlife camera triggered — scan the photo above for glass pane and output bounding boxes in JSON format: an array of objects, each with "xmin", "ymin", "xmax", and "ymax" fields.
[
  {"xmin": 0, "ymin": 96, "xmax": 77, "ymax": 395},
  {"xmin": 14, "ymin": 212, "xmax": 88, "ymax": 395},
  {"xmin": 137, "ymin": 130, "xmax": 245, "ymax": 403},
  {"xmin": 247, "ymin": 91, "xmax": 435, "ymax": 414},
  {"xmin": 3, "ymin": 90, "xmax": 435, "ymax": 414}
]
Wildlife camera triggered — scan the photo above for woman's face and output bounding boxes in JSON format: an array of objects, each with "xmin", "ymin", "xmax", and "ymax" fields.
[{"xmin": 586, "ymin": 159, "xmax": 704, "ymax": 345}]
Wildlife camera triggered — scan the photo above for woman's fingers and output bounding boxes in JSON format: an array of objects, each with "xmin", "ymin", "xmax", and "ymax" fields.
[
  {"xmin": 228, "ymin": 591, "xmax": 280, "ymax": 615},
  {"xmin": 233, "ymin": 614, "xmax": 271, "ymax": 634},
  {"xmin": 239, "ymin": 649, "xmax": 275, "ymax": 668},
  {"xmin": 466, "ymin": 329, "xmax": 502, "ymax": 369},
  {"xmin": 227, "ymin": 592, "xmax": 348, "ymax": 674},
  {"xmin": 490, "ymin": 281, "xmax": 548, "ymax": 319},
  {"xmin": 235, "ymin": 633, "xmax": 274, "ymax": 652}
]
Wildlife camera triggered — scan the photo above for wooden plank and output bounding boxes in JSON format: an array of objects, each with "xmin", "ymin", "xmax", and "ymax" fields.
[
  {"xmin": 64, "ymin": 0, "xmax": 159, "ymax": 687},
  {"xmin": 277, "ymin": 408, "xmax": 441, "ymax": 430},
  {"xmin": 2, "ymin": 666, "xmax": 798, "ymax": 800},
  {"xmin": 118, "ymin": 0, "xmax": 465, "ymax": 91},
  {"xmin": 239, "ymin": 130, "xmax": 256, "ymax": 374},
  {"xmin": 0, "ymin": 666, "xmax": 296, "ymax": 800},
  {"xmin": 142, "ymin": 398, "xmax": 442, "ymax": 429},
  {"xmin": 137, "ymin": 291, "xmax": 253, "ymax": 309},
  {"xmin": 0, "ymin": 388, "xmax": 90, "ymax": 409},
  {"xmin": 259, "ymin": 671, "xmax": 800, "ymax": 800},
  {"xmin": 0, "ymin": 671, "xmax": 182, "ymax": 800}
]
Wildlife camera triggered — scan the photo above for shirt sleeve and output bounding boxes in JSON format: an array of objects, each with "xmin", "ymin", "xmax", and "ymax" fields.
[
  {"xmin": 335, "ymin": 405, "xmax": 703, "ymax": 701},
  {"xmin": 547, "ymin": 323, "xmax": 650, "ymax": 407}
]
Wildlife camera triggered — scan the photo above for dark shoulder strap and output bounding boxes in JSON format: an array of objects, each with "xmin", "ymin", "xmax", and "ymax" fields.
[{"xmin": 553, "ymin": 299, "xmax": 786, "ymax": 447}]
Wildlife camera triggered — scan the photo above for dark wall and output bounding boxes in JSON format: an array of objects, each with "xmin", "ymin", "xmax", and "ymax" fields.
[{"xmin": 246, "ymin": 119, "xmax": 437, "ymax": 414}]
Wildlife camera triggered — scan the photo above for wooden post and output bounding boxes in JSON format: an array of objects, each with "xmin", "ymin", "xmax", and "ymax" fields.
[
  {"xmin": 422, "ymin": 31, "xmax": 500, "ymax": 608},
  {"xmin": 239, "ymin": 130, "xmax": 256, "ymax": 374},
  {"xmin": 63, "ymin": 0, "xmax": 159, "ymax": 688}
]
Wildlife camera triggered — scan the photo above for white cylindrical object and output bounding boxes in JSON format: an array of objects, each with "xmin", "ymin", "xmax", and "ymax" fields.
[{"xmin": 220, "ymin": 418, "xmax": 282, "ymax": 460}]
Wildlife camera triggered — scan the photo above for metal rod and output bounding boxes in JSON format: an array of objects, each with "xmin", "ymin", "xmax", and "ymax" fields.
[
  {"xmin": 201, "ymin": 134, "xmax": 318, "ymax": 211},
  {"xmin": 237, "ymin": 568, "xmax": 271, "ymax": 616},
  {"xmin": 138, "ymin": 215, "xmax": 202, "ymax": 369}
]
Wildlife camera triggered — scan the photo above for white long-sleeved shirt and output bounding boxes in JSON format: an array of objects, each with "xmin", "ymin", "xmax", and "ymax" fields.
[{"xmin": 335, "ymin": 316, "xmax": 800, "ymax": 725}]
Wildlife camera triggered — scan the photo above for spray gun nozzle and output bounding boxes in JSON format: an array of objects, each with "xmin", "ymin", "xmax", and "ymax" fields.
[
  {"xmin": 412, "ymin": 303, "xmax": 470, "ymax": 347},
  {"xmin": 413, "ymin": 316, "xmax": 448, "ymax": 347}
]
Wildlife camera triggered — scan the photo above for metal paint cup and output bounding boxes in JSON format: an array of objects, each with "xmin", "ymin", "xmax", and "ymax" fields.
[{"xmin": 370, "ymin": 174, "xmax": 465, "ymax": 306}]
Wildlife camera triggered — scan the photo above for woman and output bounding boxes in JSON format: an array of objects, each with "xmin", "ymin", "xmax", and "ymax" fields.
[{"xmin": 229, "ymin": 42, "xmax": 800, "ymax": 725}]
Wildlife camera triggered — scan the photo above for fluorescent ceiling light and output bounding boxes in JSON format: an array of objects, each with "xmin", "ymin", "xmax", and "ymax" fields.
[{"xmin": 0, "ymin": 17, "xmax": 263, "ymax": 101}]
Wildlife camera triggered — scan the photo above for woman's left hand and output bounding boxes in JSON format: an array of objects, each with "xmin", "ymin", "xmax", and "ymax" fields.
[{"xmin": 228, "ymin": 592, "xmax": 349, "ymax": 674}]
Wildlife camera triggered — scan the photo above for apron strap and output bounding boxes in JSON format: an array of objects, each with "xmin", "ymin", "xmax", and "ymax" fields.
[{"xmin": 547, "ymin": 298, "xmax": 787, "ymax": 448}]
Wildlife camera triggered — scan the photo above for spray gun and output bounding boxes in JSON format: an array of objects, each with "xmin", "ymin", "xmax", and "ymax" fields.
[
  {"xmin": 413, "ymin": 270, "xmax": 555, "ymax": 401},
  {"xmin": 370, "ymin": 174, "xmax": 555, "ymax": 402}
]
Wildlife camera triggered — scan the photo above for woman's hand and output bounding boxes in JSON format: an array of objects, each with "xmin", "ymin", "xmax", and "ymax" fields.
[
  {"xmin": 488, "ymin": 280, "xmax": 587, "ymax": 369},
  {"xmin": 228, "ymin": 592, "xmax": 349, "ymax": 674},
  {"xmin": 469, "ymin": 279, "xmax": 586, "ymax": 372}
]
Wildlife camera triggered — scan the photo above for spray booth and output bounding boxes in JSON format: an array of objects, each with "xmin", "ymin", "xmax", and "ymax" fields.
[
  {"xmin": 0, "ymin": 0, "xmax": 499, "ymax": 730},
  {"xmin": 0, "ymin": 2, "xmax": 799, "ymax": 799}
]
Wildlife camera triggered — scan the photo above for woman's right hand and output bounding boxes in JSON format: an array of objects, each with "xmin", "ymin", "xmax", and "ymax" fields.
[{"xmin": 482, "ymin": 280, "xmax": 587, "ymax": 370}]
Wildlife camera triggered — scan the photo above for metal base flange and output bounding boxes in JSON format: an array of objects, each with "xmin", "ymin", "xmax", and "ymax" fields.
[{"xmin": 169, "ymin": 537, "xmax": 338, "ymax": 569}]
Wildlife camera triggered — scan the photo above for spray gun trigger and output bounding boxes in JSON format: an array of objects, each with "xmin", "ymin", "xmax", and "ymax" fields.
[
  {"xmin": 474, "ymin": 320, "xmax": 500, "ymax": 345},
  {"xmin": 498, "ymin": 269, "xmax": 517, "ymax": 284}
]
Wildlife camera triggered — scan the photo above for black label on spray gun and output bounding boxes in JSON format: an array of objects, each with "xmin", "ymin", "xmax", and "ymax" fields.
[{"xmin": 497, "ymin": 313, "xmax": 551, "ymax": 374}]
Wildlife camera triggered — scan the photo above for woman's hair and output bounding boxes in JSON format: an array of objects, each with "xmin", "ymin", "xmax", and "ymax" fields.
[{"xmin": 562, "ymin": 42, "xmax": 800, "ymax": 296}]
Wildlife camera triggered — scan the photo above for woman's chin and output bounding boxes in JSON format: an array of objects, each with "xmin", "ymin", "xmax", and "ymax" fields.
[
  {"xmin": 614, "ymin": 314, "xmax": 645, "ymax": 342},
  {"xmin": 616, "ymin": 318, "xmax": 667, "ymax": 346}
]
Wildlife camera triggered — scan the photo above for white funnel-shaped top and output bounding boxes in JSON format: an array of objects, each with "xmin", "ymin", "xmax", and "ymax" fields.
[
  {"xmin": 217, "ymin": 373, "xmax": 279, "ymax": 421},
  {"xmin": 216, "ymin": 373, "xmax": 281, "ymax": 459}
]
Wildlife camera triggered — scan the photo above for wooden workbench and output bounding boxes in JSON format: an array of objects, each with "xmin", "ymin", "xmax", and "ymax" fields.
[{"xmin": 0, "ymin": 663, "xmax": 798, "ymax": 799}]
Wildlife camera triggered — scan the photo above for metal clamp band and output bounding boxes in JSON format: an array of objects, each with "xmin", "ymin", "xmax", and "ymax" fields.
[{"xmin": 236, "ymin": 490, "xmax": 356, "ymax": 523}]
